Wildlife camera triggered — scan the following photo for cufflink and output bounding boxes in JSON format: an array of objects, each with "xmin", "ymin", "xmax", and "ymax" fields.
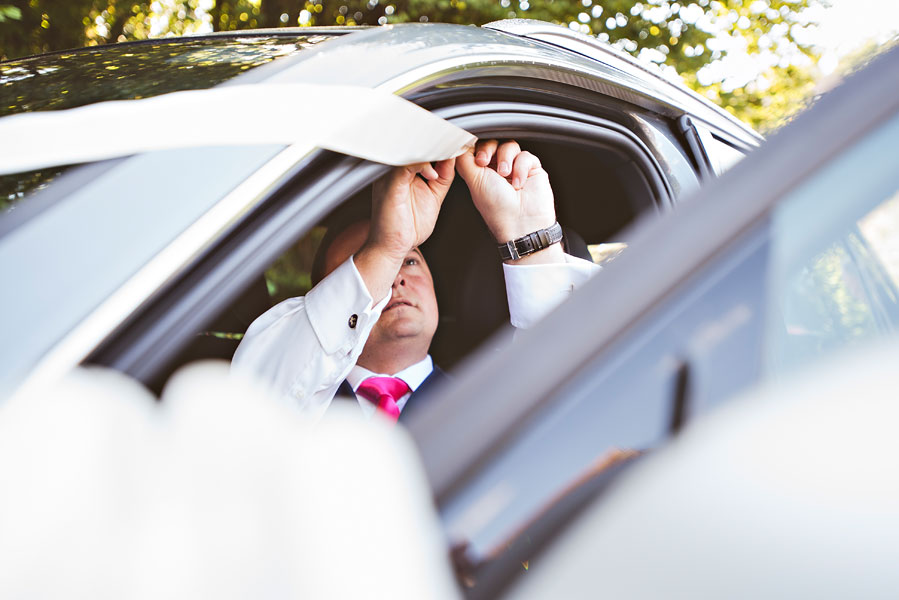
[{"xmin": 348, "ymin": 314, "xmax": 358, "ymax": 329}]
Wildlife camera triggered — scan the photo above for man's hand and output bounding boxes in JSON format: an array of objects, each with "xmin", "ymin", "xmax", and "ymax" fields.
[
  {"xmin": 367, "ymin": 159, "xmax": 455, "ymax": 260},
  {"xmin": 354, "ymin": 159, "xmax": 455, "ymax": 303},
  {"xmin": 456, "ymin": 140, "xmax": 564, "ymax": 264}
]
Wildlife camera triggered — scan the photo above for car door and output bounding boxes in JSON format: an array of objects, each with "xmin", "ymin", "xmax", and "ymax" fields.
[{"xmin": 409, "ymin": 44, "xmax": 899, "ymax": 599}]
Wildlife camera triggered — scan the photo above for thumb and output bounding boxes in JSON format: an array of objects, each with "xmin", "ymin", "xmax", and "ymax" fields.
[{"xmin": 454, "ymin": 147, "xmax": 481, "ymax": 186}]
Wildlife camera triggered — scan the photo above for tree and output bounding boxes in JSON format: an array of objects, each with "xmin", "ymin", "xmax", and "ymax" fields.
[{"xmin": 1, "ymin": 0, "xmax": 823, "ymax": 131}]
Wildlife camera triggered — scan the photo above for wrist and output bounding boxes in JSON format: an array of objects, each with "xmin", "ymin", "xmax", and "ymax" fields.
[
  {"xmin": 503, "ymin": 243, "xmax": 565, "ymax": 265},
  {"xmin": 353, "ymin": 243, "xmax": 405, "ymax": 303},
  {"xmin": 359, "ymin": 236, "xmax": 412, "ymax": 266},
  {"xmin": 497, "ymin": 221, "xmax": 564, "ymax": 263},
  {"xmin": 491, "ymin": 217, "xmax": 556, "ymax": 244}
]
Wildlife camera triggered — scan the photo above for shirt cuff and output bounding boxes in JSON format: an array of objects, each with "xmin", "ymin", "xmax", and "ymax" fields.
[
  {"xmin": 306, "ymin": 256, "xmax": 390, "ymax": 355},
  {"xmin": 503, "ymin": 253, "xmax": 600, "ymax": 329}
]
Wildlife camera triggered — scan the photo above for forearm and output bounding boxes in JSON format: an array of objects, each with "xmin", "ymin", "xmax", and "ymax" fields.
[
  {"xmin": 353, "ymin": 241, "xmax": 406, "ymax": 304},
  {"xmin": 231, "ymin": 257, "xmax": 388, "ymax": 413}
]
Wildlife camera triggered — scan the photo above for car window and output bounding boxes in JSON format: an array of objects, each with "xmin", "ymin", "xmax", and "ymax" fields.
[
  {"xmin": 189, "ymin": 135, "xmax": 660, "ymax": 374},
  {"xmin": 0, "ymin": 144, "xmax": 286, "ymax": 398},
  {"xmin": 0, "ymin": 34, "xmax": 337, "ymax": 216},
  {"xmin": 767, "ymin": 112, "xmax": 899, "ymax": 375},
  {"xmin": 697, "ymin": 128, "xmax": 748, "ymax": 175}
]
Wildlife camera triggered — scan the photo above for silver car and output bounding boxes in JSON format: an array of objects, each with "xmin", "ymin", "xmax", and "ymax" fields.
[{"xmin": 1, "ymin": 19, "xmax": 765, "ymax": 596}]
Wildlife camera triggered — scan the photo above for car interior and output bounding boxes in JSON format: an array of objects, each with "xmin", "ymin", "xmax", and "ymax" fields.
[{"xmin": 145, "ymin": 137, "xmax": 660, "ymax": 393}]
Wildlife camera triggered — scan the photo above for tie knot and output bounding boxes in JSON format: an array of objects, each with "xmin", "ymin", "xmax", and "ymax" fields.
[
  {"xmin": 357, "ymin": 377, "xmax": 410, "ymax": 400},
  {"xmin": 356, "ymin": 377, "xmax": 411, "ymax": 422}
]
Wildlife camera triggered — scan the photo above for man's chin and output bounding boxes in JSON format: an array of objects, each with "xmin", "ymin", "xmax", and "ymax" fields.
[{"xmin": 373, "ymin": 316, "xmax": 420, "ymax": 338}]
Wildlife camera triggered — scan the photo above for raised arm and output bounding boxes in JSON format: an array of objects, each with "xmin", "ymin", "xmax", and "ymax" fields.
[
  {"xmin": 455, "ymin": 139, "xmax": 565, "ymax": 265},
  {"xmin": 456, "ymin": 140, "xmax": 599, "ymax": 329},
  {"xmin": 355, "ymin": 158, "xmax": 456, "ymax": 302}
]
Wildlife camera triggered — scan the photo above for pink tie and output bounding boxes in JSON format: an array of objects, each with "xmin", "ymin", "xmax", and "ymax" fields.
[{"xmin": 356, "ymin": 377, "xmax": 410, "ymax": 423}]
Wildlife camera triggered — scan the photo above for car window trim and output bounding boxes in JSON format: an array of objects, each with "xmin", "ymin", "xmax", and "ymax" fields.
[
  {"xmin": 89, "ymin": 101, "xmax": 673, "ymax": 386},
  {"xmin": 677, "ymin": 114, "xmax": 713, "ymax": 180},
  {"xmin": 433, "ymin": 101, "xmax": 673, "ymax": 208}
]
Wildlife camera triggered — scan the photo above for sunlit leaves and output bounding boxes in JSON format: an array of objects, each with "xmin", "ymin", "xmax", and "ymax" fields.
[
  {"xmin": 0, "ymin": 5, "xmax": 22, "ymax": 22},
  {"xmin": 0, "ymin": 0, "xmax": 826, "ymax": 131}
]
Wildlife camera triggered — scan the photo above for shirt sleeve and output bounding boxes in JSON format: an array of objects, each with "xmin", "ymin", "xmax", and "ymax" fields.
[
  {"xmin": 231, "ymin": 256, "xmax": 389, "ymax": 417},
  {"xmin": 503, "ymin": 253, "xmax": 600, "ymax": 329}
]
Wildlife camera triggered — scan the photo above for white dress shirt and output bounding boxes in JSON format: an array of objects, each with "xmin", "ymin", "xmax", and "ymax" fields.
[{"xmin": 232, "ymin": 252, "xmax": 597, "ymax": 420}]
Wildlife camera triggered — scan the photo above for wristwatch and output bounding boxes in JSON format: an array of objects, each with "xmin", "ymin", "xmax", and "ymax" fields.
[{"xmin": 497, "ymin": 221, "xmax": 563, "ymax": 261}]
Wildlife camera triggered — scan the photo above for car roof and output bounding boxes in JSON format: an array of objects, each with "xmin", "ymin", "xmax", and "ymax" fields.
[
  {"xmin": 239, "ymin": 21, "xmax": 758, "ymax": 141},
  {"xmin": 2, "ymin": 21, "xmax": 758, "ymax": 143}
]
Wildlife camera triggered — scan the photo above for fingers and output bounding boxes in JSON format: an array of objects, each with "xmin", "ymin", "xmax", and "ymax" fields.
[
  {"xmin": 411, "ymin": 158, "xmax": 456, "ymax": 182},
  {"xmin": 494, "ymin": 140, "xmax": 521, "ymax": 178},
  {"xmin": 474, "ymin": 139, "xmax": 498, "ymax": 167},
  {"xmin": 454, "ymin": 146, "xmax": 479, "ymax": 184},
  {"xmin": 510, "ymin": 151, "xmax": 541, "ymax": 190},
  {"xmin": 414, "ymin": 161, "xmax": 439, "ymax": 181},
  {"xmin": 472, "ymin": 139, "xmax": 522, "ymax": 177},
  {"xmin": 467, "ymin": 140, "xmax": 539, "ymax": 191},
  {"xmin": 432, "ymin": 157, "xmax": 457, "ymax": 183}
]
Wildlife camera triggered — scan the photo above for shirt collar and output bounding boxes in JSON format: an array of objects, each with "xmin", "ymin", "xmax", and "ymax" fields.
[{"xmin": 347, "ymin": 354, "xmax": 433, "ymax": 392}]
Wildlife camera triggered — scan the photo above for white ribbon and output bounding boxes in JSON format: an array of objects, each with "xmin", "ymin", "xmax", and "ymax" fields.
[{"xmin": 0, "ymin": 83, "xmax": 477, "ymax": 175}]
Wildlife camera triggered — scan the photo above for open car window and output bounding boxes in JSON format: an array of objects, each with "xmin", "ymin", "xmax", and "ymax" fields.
[{"xmin": 142, "ymin": 119, "xmax": 668, "ymax": 390}]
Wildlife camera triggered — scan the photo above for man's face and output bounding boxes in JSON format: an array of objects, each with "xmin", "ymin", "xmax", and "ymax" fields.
[{"xmin": 323, "ymin": 221, "xmax": 439, "ymax": 351}]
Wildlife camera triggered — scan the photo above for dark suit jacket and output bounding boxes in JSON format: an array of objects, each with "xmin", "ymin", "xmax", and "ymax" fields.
[{"xmin": 335, "ymin": 365, "xmax": 449, "ymax": 421}]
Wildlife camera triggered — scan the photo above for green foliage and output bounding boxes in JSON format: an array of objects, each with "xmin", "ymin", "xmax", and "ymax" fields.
[
  {"xmin": 265, "ymin": 226, "xmax": 326, "ymax": 304},
  {"xmin": 0, "ymin": 5, "xmax": 22, "ymax": 22},
  {"xmin": 0, "ymin": 0, "xmax": 825, "ymax": 131},
  {"xmin": 684, "ymin": 63, "xmax": 818, "ymax": 134}
]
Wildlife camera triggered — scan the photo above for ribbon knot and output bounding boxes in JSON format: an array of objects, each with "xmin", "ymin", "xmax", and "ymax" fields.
[{"xmin": 356, "ymin": 377, "xmax": 410, "ymax": 422}]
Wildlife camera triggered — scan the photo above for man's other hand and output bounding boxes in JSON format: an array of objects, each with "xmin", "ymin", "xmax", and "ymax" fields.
[{"xmin": 456, "ymin": 140, "xmax": 564, "ymax": 264}]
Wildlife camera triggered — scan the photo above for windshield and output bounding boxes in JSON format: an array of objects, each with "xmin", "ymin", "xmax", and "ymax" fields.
[{"xmin": 0, "ymin": 33, "xmax": 339, "ymax": 215}]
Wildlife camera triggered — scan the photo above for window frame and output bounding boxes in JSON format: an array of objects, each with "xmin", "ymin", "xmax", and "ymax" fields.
[{"xmin": 88, "ymin": 99, "xmax": 678, "ymax": 389}]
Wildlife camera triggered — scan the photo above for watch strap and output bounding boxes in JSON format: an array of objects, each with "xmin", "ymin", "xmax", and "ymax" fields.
[{"xmin": 497, "ymin": 221, "xmax": 563, "ymax": 261}]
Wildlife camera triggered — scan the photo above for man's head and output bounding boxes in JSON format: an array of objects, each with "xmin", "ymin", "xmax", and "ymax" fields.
[{"xmin": 317, "ymin": 219, "xmax": 439, "ymax": 372}]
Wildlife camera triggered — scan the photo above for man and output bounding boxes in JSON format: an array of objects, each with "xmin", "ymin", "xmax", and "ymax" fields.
[{"xmin": 232, "ymin": 140, "xmax": 598, "ymax": 421}]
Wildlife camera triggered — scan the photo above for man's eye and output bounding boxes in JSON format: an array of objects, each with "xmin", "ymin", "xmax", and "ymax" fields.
[{"xmin": 404, "ymin": 258, "xmax": 418, "ymax": 266}]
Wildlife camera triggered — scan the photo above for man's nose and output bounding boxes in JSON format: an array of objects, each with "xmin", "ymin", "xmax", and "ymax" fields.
[{"xmin": 392, "ymin": 272, "xmax": 405, "ymax": 288}]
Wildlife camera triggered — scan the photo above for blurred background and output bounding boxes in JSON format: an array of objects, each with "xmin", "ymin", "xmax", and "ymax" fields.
[{"xmin": 1, "ymin": 0, "xmax": 897, "ymax": 133}]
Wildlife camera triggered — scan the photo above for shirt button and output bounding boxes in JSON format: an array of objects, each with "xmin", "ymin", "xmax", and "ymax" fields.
[{"xmin": 348, "ymin": 314, "xmax": 358, "ymax": 329}]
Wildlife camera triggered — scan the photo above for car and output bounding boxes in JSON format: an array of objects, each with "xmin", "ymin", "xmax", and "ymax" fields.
[
  {"xmin": 1, "ymin": 18, "xmax": 762, "ymax": 595},
  {"xmin": 505, "ymin": 337, "xmax": 899, "ymax": 598},
  {"xmin": 412, "ymin": 43, "xmax": 899, "ymax": 598},
  {"xmin": 0, "ymin": 19, "xmax": 759, "ymax": 400}
]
